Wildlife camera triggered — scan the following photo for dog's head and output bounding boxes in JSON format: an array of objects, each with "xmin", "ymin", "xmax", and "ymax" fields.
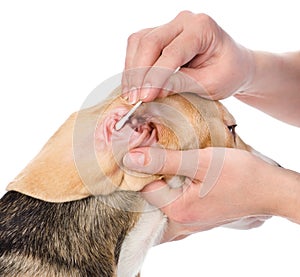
[
  {"xmin": 4, "ymin": 87, "xmax": 279, "ymax": 277},
  {"xmin": 7, "ymin": 87, "xmax": 253, "ymax": 202}
]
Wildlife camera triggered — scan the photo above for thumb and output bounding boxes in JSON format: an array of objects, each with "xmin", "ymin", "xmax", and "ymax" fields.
[
  {"xmin": 124, "ymin": 147, "xmax": 229, "ymax": 199},
  {"xmin": 123, "ymin": 147, "xmax": 201, "ymax": 178},
  {"xmin": 123, "ymin": 147, "xmax": 166, "ymax": 175}
]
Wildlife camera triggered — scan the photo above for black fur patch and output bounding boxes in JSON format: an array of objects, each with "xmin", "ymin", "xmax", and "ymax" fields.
[{"xmin": 0, "ymin": 191, "xmax": 142, "ymax": 277}]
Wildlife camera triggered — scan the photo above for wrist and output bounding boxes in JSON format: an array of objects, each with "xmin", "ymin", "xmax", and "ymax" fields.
[
  {"xmin": 272, "ymin": 168, "xmax": 300, "ymax": 223},
  {"xmin": 237, "ymin": 51, "xmax": 282, "ymax": 95},
  {"xmin": 236, "ymin": 47, "xmax": 256, "ymax": 94},
  {"xmin": 234, "ymin": 51, "xmax": 300, "ymax": 125},
  {"xmin": 237, "ymin": 51, "xmax": 300, "ymax": 96},
  {"xmin": 262, "ymin": 166, "xmax": 300, "ymax": 223}
]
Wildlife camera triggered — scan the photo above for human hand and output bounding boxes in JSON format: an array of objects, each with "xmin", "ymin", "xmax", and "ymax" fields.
[
  {"xmin": 123, "ymin": 147, "xmax": 285, "ymax": 242},
  {"xmin": 122, "ymin": 11, "xmax": 254, "ymax": 104}
]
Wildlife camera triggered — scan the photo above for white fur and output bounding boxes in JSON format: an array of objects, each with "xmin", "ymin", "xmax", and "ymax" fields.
[
  {"xmin": 166, "ymin": 175, "xmax": 186, "ymax": 189},
  {"xmin": 117, "ymin": 176, "xmax": 182, "ymax": 277},
  {"xmin": 117, "ymin": 203, "xmax": 167, "ymax": 277}
]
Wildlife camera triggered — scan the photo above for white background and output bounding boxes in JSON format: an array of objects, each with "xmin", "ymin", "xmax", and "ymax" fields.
[{"xmin": 0, "ymin": 0, "xmax": 299, "ymax": 276}]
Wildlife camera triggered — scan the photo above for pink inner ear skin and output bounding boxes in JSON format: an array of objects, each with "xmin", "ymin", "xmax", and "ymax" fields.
[{"xmin": 95, "ymin": 106, "xmax": 157, "ymax": 152}]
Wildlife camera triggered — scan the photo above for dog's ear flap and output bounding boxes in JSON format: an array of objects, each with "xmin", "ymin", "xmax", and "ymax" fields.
[
  {"xmin": 6, "ymin": 160, "xmax": 91, "ymax": 203},
  {"xmin": 7, "ymin": 173, "xmax": 91, "ymax": 203},
  {"xmin": 6, "ymin": 114, "xmax": 159, "ymax": 202},
  {"xmin": 6, "ymin": 113, "xmax": 92, "ymax": 202}
]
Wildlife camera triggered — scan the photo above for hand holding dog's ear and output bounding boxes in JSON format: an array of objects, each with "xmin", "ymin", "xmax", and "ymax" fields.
[
  {"xmin": 122, "ymin": 11, "xmax": 254, "ymax": 103},
  {"xmin": 123, "ymin": 147, "xmax": 299, "ymax": 242}
]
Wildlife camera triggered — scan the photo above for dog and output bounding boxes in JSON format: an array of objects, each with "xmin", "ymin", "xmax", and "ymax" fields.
[{"xmin": 0, "ymin": 87, "xmax": 278, "ymax": 277}]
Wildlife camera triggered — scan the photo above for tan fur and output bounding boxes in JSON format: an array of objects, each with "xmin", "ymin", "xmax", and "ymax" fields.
[
  {"xmin": 7, "ymin": 89, "xmax": 159, "ymax": 202},
  {"xmin": 7, "ymin": 112, "xmax": 91, "ymax": 202},
  {"xmin": 2, "ymin": 86, "xmax": 262, "ymax": 277},
  {"xmin": 7, "ymin": 87, "xmax": 249, "ymax": 203}
]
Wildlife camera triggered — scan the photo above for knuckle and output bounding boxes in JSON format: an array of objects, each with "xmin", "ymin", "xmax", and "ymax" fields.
[
  {"xmin": 175, "ymin": 11, "xmax": 213, "ymax": 25},
  {"xmin": 194, "ymin": 13, "xmax": 218, "ymax": 33},
  {"xmin": 127, "ymin": 32, "xmax": 143, "ymax": 45},
  {"xmin": 176, "ymin": 10, "xmax": 194, "ymax": 19},
  {"xmin": 194, "ymin": 13, "xmax": 212, "ymax": 24},
  {"xmin": 175, "ymin": 12, "xmax": 215, "ymax": 29}
]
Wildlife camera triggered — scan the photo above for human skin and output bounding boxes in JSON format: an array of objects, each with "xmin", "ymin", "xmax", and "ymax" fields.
[
  {"xmin": 123, "ymin": 147, "xmax": 300, "ymax": 242},
  {"xmin": 122, "ymin": 11, "xmax": 300, "ymax": 126},
  {"xmin": 122, "ymin": 11, "xmax": 300, "ymax": 242}
]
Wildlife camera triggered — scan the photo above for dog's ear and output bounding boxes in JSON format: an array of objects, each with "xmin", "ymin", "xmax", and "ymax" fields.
[
  {"xmin": 6, "ymin": 112, "xmax": 92, "ymax": 202},
  {"xmin": 6, "ymin": 93, "xmax": 161, "ymax": 202}
]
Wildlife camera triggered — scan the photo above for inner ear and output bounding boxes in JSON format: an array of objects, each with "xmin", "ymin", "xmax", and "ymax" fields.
[{"xmin": 94, "ymin": 107, "xmax": 128, "ymax": 151}]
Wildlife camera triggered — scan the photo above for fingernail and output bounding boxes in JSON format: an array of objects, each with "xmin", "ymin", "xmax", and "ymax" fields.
[
  {"xmin": 128, "ymin": 87, "xmax": 138, "ymax": 104},
  {"xmin": 141, "ymin": 83, "xmax": 151, "ymax": 100},
  {"xmin": 123, "ymin": 151, "xmax": 145, "ymax": 168},
  {"xmin": 122, "ymin": 93, "xmax": 129, "ymax": 101},
  {"xmin": 121, "ymin": 87, "xmax": 129, "ymax": 100},
  {"xmin": 164, "ymin": 81, "xmax": 174, "ymax": 95}
]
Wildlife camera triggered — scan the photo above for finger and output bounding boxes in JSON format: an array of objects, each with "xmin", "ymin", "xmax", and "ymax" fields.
[
  {"xmin": 141, "ymin": 180, "xmax": 185, "ymax": 209},
  {"xmin": 123, "ymin": 147, "xmax": 230, "ymax": 199},
  {"xmin": 122, "ymin": 69, "xmax": 148, "ymax": 104},
  {"xmin": 123, "ymin": 147, "xmax": 203, "ymax": 180},
  {"xmin": 163, "ymin": 69, "xmax": 209, "ymax": 98},
  {"xmin": 125, "ymin": 20, "xmax": 184, "ymax": 104},
  {"xmin": 140, "ymin": 31, "xmax": 201, "ymax": 101},
  {"xmin": 122, "ymin": 28, "xmax": 154, "ymax": 102},
  {"xmin": 124, "ymin": 28, "xmax": 154, "ymax": 70},
  {"xmin": 129, "ymin": 20, "xmax": 183, "ymax": 70}
]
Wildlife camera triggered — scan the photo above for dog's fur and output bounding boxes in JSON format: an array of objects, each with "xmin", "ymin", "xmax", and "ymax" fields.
[
  {"xmin": 0, "ymin": 191, "xmax": 142, "ymax": 277},
  {"xmin": 0, "ymin": 88, "xmax": 277, "ymax": 277}
]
